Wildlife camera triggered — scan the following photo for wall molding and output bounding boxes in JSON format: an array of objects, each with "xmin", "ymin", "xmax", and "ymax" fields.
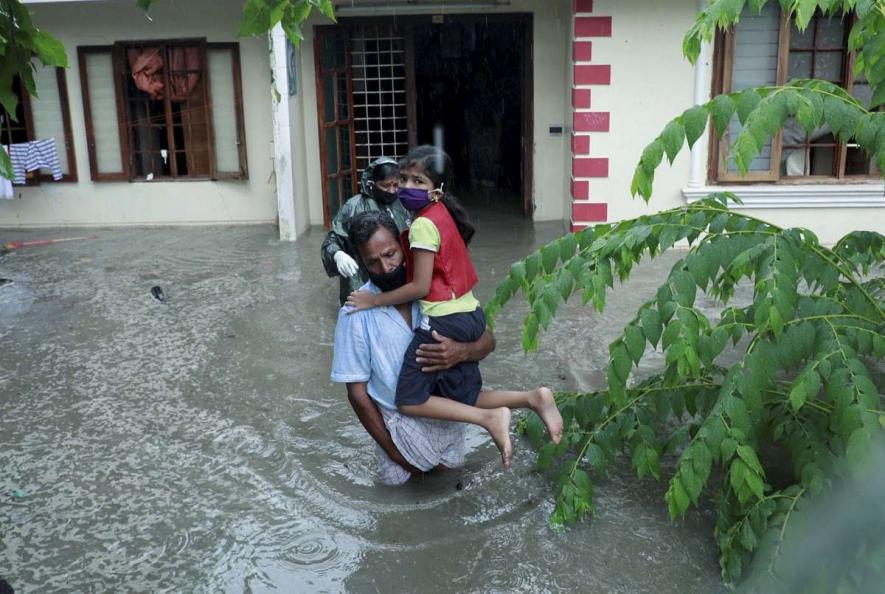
[{"xmin": 683, "ymin": 183, "xmax": 885, "ymax": 209}]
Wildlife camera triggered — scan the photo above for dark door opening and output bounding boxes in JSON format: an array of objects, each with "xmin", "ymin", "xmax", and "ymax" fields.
[{"xmin": 413, "ymin": 17, "xmax": 529, "ymax": 213}]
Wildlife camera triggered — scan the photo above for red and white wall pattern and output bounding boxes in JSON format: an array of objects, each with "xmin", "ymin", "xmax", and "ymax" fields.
[{"xmin": 570, "ymin": 0, "xmax": 611, "ymax": 231}]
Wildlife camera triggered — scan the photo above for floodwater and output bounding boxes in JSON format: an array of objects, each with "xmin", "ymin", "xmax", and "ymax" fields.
[{"xmin": 0, "ymin": 211, "xmax": 725, "ymax": 593}]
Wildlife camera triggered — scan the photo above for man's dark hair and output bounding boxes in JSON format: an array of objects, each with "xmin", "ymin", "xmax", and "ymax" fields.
[{"xmin": 348, "ymin": 210, "xmax": 400, "ymax": 254}]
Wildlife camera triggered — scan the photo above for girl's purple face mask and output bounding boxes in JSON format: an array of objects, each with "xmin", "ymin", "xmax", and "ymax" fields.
[{"xmin": 398, "ymin": 187, "xmax": 437, "ymax": 211}]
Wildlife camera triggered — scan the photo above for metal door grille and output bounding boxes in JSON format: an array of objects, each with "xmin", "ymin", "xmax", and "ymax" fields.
[{"xmin": 350, "ymin": 25, "xmax": 408, "ymax": 173}]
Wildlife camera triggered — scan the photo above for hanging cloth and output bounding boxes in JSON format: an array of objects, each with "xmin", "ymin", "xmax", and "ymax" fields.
[
  {"xmin": 128, "ymin": 46, "xmax": 202, "ymax": 100},
  {"xmin": 128, "ymin": 47, "xmax": 165, "ymax": 100},
  {"xmin": 5, "ymin": 139, "xmax": 63, "ymax": 184}
]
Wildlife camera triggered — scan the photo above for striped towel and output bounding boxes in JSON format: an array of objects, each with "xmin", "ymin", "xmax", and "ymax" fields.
[
  {"xmin": 376, "ymin": 407, "xmax": 466, "ymax": 485},
  {"xmin": 7, "ymin": 138, "xmax": 63, "ymax": 184}
]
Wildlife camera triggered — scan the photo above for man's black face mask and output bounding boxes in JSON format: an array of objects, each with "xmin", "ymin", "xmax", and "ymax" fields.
[{"xmin": 368, "ymin": 262, "xmax": 407, "ymax": 292}]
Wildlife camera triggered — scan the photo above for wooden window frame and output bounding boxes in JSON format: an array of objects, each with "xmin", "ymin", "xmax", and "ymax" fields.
[
  {"xmin": 314, "ymin": 26, "xmax": 358, "ymax": 228},
  {"xmin": 0, "ymin": 67, "xmax": 78, "ymax": 184},
  {"xmin": 78, "ymin": 40, "xmax": 248, "ymax": 183},
  {"xmin": 711, "ymin": 9, "xmax": 877, "ymax": 184}
]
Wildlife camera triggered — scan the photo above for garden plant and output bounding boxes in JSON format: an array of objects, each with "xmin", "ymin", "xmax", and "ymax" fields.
[{"xmin": 485, "ymin": 0, "xmax": 885, "ymax": 590}]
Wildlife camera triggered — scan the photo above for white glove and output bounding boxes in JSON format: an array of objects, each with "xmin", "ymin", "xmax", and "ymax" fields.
[{"xmin": 334, "ymin": 251, "xmax": 359, "ymax": 278}]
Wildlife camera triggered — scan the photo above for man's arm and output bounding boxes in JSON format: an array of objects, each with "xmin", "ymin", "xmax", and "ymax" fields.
[
  {"xmin": 345, "ymin": 382, "xmax": 421, "ymax": 475},
  {"xmin": 415, "ymin": 328, "xmax": 496, "ymax": 372}
]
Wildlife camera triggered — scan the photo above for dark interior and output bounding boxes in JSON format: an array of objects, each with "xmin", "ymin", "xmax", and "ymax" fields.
[{"xmin": 413, "ymin": 18, "xmax": 525, "ymax": 208}]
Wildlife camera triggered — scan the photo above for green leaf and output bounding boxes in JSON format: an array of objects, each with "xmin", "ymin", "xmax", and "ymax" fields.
[
  {"xmin": 661, "ymin": 120, "xmax": 686, "ymax": 164},
  {"xmin": 559, "ymin": 233, "xmax": 578, "ymax": 261},
  {"xmin": 610, "ymin": 343, "xmax": 633, "ymax": 382},
  {"xmin": 736, "ymin": 88, "xmax": 761, "ymax": 125},
  {"xmin": 0, "ymin": 149, "xmax": 12, "ymax": 181},
  {"xmin": 32, "ymin": 31, "xmax": 68, "ymax": 67},
  {"xmin": 682, "ymin": 105, "xmax": 709, "ymax": 148},
  {"xmin": 846, "ymin": 427, "xmax": 871, "ymax": 469},
  {"xmin": 537, "ymin": 441, "xmax": 556, "ymax": 470},
  {"xmin": 523, "ymin": 313, "xmax": 539, "ymax": 352},
  {"xmin": 710, "ymin": 94, "xmax": 736, "ymax": 137},
  {"xmin": 525, "ymin": 252, "xmax": 541, "ymax": 281},
  {"xmin": 624, "ymin": 325, "xmax": 646, "ymax": 364},
  {"xmin": 668, "ymin": 476, "xmax": 690, "ymax": 518},
  {"xmin": 541, "ymin": 243, "xmax": 560, "ymax": 274},
  {"xmin": 586, "ymin": 443, "xmax": 607, "ymax": 472},
  {"xmin": 640, "ymin": 139, "xmax": 664, "ymax": 172},
  {"xmin": 736, "ymin": 445, "xmax": 764, "ymax": 475},
  {"xmin": 509, "ymin": 261, "xmax": 527, "ymax": 286},
  {"xmin": 317, "ymin": 0, "xmax": 337, "ymax": 20},
  {"xmin": 768, "ymin": 304, "xmax": 784, "ymax": 337},
  {"xmin": 640, "ymin": 308, "xmax": 663, "ymax": 348}
]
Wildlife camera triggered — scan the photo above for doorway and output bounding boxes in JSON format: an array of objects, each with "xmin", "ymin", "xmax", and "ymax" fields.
[
  {"xmin": 314, "ymin": 14, "xmax": 533, "ymax": 227},
  {"xmin": 412, "ymin": 17, "xmax": 528, "ymax": 213}
]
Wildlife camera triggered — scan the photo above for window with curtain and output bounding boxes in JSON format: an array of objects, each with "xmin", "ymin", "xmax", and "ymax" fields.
[
  {"xmin": 0, "ymin": 66, "xmax": 77, "ymax": 183},
  {"xmin": 77, "ymin": 40, "xmax": 248, "ymax": 182},
  {"xmin": 713, "ymin": 7, "xmax": 879, "ymax": 182}
]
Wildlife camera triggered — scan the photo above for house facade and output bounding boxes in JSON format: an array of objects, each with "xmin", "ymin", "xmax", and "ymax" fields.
[{"xmin": 1, "ymin": 0, "xmax": 881, "ymax": 245}]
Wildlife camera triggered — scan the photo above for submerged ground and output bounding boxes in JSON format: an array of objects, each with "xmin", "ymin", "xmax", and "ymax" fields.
[{"xmin": 0, "ymin": 211, "xmax": 725, "ymax": 593}]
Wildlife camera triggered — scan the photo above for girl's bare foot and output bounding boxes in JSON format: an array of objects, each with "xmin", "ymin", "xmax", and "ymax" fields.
[
  {"xmin": 531, "ymin": 387, "xmax": 563, "ymax": 444},
  {"xmin": 485, "ymin": 407, "xmax": 513, "ymax": 468}
]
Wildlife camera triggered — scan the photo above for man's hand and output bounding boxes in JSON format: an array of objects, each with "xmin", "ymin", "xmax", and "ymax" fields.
[
  {"xmin": 391, "ymin": 453, "xmax": 423, "ymax": 475},
  {"xmin": 345, "ymin": 290, "xmax": 378, "ymax": 313},
  {"xmin": 416, "ymin": 330, "xmax": 469, "ymax": 372}
]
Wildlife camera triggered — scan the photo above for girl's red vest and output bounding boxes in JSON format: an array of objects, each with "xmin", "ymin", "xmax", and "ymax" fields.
[{"xmin": 401, "ymin": 202, "xmax": 479, "ymax": 302}]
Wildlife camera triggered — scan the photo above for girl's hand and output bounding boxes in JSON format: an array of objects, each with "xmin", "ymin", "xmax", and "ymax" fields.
[{"xmin": 346, "ymin": 290, "xmax": 378, "ymax": 313}]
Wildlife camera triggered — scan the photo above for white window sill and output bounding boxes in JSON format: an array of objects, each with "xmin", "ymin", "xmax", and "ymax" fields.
[{"xmin": 683, "ymin": 183, "xmax": 885, "ymax": 209}]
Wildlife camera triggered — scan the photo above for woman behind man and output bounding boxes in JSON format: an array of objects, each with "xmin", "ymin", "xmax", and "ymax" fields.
[{"xmin": 320, "ymin": 157, "xmax": 411, "ymax": 305}]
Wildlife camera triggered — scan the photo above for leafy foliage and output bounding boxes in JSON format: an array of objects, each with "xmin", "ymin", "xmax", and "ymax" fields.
[
  {"xmin": 496, "ymin": 196, "xmax": 884, "ymax": 585},
  {"xmin": 684, "ymin": 1, "xmax": 885, "ymax": 109},
  {"xmin": 502, "ymin": 2, "xmax": 885, "ymax": 587},
  {"xmin": 631, "ymin": 80, "xmax": 885, "ymax": 201}
]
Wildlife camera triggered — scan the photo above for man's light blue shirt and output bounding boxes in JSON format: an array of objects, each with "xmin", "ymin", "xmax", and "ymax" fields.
[{"xmin": 331, "ymin": 282, "xmax": 423, "ymax": 410}]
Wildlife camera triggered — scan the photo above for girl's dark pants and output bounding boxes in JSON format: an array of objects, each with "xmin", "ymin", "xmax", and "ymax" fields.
[{"xmin": 395, "ymin": 308, "xmax": 486, "ymax": 407}]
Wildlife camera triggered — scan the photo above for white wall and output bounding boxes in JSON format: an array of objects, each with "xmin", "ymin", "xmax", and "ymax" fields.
[
  {"xmin": 296, "ymin": 0, "xmax": 573, "ymax": 227},
  {"xmin": 0, "ymin": 0, "xmax": 277, "ymax": 228},
  {"xmin": 590, "ymin": 0, "xmax": 883, "ymax": 244}
]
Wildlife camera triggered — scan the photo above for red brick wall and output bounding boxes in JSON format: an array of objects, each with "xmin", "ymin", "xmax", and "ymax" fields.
[{"xmin": 570, "ymin": 0, "xmax": 611, "ymax": 231}]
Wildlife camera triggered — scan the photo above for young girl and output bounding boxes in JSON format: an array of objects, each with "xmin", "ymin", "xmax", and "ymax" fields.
[{"xmin": 346, "ymin": 145, "xmax": 562, "ymax": 467}]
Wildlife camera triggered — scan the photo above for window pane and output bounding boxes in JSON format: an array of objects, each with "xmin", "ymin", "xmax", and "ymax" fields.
[
  {"xmin": 322, "ymin": 74, "xmax": 335, "ymax": 123},
  {"xmin": 845, "ymin": 75, "xmax": 877, "ymax": 176},
  {"xmin": 336, "ymin": 72, "xmax": 349, "ymax": 121},
  {"xmin": 30, "ymin": 65, "xmax": 70, "ymax": 175},
  {"xmin": 325, "ymin": 126, "xmax": 337, "ymax": 174},
  {"xmin": 814, "ymin": 51, "xmax": 843, "ymax": 82},
  {"xmin": 339, "ymin": 125, "xmax": 351, "ymax": 171},
  {"xmin": 84, "ymin": 51, "xmax": 123, "ymax": 174},
  {"xmin": 726, "ymin": 4, "xmax": 779, "ymax": 173},
  {"xmin": 731, "ymin": 4, "xmax": 779, "ymax": 90},
  {"xmin": 817, "ymin": 16, "xmax": 845, "ymax": 48},
  {"xmin": 788, "ymin": 53, "xmax": 812, "ymax": 78},
  {"xmin": 789, "ymin": 21, "xmax": 814, "ymax": 50},
  {"xmin": 208, "ymin": 48, "xmax": 241, "ymax": 174},
  {"xmin": 327, "ymin": 176, "xmax": 341, "ymax": 219}
]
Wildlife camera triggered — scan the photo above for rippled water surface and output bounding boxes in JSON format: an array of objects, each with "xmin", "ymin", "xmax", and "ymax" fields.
[{"xmin": 1, "ymin": 214, "xmax": 725, "ymax": 593}]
